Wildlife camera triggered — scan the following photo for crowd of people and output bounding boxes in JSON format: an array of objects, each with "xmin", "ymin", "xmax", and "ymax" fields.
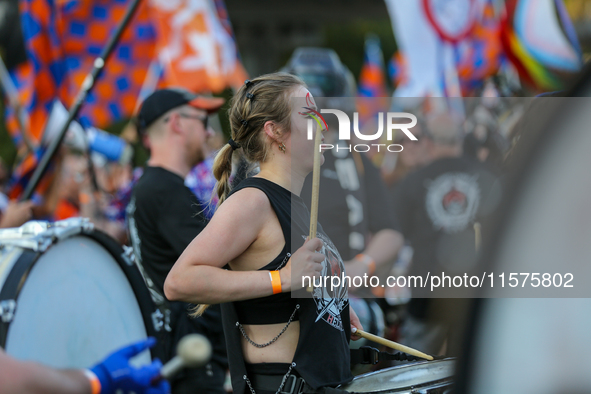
[{"xmin": 0, "ymin": 63, "xmax": 517, "ymax": 394}]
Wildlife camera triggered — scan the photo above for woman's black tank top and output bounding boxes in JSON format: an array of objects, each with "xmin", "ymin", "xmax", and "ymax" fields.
[
  {"xmin": 231, "ymin": 178, "xmax": 298, "ymax": 324},
  {"xmin": 220, "ymin": 177, "xmax": 353, "ymax": 394}
]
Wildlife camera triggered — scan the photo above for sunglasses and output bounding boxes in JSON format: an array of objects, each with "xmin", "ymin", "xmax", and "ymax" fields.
[
  {"xmin": 179, "ymin": 113, "xmax": 208, "ymax": 129},
  {"xmin": 165, "ymin": 112, "xmax": 208, "ymax": 129}
]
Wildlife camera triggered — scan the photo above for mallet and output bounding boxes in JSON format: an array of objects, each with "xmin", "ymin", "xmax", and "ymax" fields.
[{"xmin": 153, "ymin": 334, "xmax": 212, "ymax": 382}]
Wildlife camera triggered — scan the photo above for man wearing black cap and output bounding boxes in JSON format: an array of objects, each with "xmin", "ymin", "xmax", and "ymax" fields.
[{"xmin": 127, "ymin": 88, "xmax": 226, "ymax": 394}]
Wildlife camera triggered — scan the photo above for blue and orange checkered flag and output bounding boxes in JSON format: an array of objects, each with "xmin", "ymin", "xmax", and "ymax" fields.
[
  {"xmin": 357, "ymin": 35, "xmax": 390, "ymax": 165},
  {"xmin": 357, "ymin": 36, "xmax": 389, "ymax": 129},
  {"xmin": 6, "ymin": 0, "xmax": 248, "ymax": 200},
  {"xmin": 58, "ymin": 0, "xmax": 157, "ymax": 126},
  {"xmin": 6, "ymin": 0, "xmax": 157, "ymax": 199},
  {"xmin": 388, "ymin": 52, "xmax": 408, "ymax": 90},
  {"xmin": 358, "ymin": 35, "xmax": 389, "ymax": 100},
  {"xmin": 456, "ymin": 0, "xmax": 504, "ymax": 95},
  {"xmin": 5, "ymin": 0, "xmax": 69, "ymax": 199}
]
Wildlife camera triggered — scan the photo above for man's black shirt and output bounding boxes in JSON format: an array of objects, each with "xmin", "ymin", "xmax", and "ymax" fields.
[
  {"xmin": 127, "ymin": 166, "xmax": 227, "ymax": 374},
  {"xmin": 128, "ymin": 166, "xmax": 206, "ymax": 293},
  {"xmin": 392, "ymin": 156, "xmax": 500, "ymax": 297}
]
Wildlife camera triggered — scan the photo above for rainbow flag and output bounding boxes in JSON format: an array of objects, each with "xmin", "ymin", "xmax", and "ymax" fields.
[{"xmin": 501, "ymin": 0, "xmax": 582, "ymax": 91}]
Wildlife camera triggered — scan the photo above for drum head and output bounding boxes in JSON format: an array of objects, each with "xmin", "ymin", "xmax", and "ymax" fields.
[
  {"xmin": 455, "ymin": 76, "xmax": 591, "ymax": 391},
  {"xmin": 4, "ymin": 234, "xmax": 151, "ymax": 368},
  {"xmin": 340, "ymin": 359, "xmax": 455, "ymax": 393}
]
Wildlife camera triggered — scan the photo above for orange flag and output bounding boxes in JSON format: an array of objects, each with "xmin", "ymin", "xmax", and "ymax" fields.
[{"xmin": 149, "ymin": 0, "xmax": 248, "ymax": 93}]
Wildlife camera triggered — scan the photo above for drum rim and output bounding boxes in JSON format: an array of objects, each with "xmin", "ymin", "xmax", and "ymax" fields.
[
  {"xmin": 340, "ymin": 358, "xmax": 456, "ymax": 393},
  {"xmin": 0, "ymin": 249, "xmax": 37, "ymax": 347},
  {"xmin": 0, "ymin": 228, "xmax": 162, "ymax": 360}
]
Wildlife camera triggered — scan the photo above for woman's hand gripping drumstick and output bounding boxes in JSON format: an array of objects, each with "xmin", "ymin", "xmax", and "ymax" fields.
[{"xmin": 351, "ymin": 328, "xmax": 434, "ymax": 360}]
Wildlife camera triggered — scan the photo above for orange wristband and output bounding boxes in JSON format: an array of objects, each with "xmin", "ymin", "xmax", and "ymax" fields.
[
  {"xmin": 355, "ymin": 254, "xmax": 376, "ymax": 275},
  {"xmin": 83, "ymin": 369, "xmax": 101, "ymax": 394},
  {"xmin": 269, "ymin": 270, "xmax": 282, "ymax": 294}
]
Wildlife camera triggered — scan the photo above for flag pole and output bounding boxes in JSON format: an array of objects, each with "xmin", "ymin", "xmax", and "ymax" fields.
[
  {"xmin": 0, "ymin": 55, "xmax": 35, "ymax": 153},
  {"xmin": 21, "ymin": 0, "xmax": 143, "ymax": 200}
]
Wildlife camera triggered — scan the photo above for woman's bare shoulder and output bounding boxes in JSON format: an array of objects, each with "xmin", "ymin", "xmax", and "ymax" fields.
[
  {"xmin": 209, "ymin": 187, "xmax": 273, "ymax": 229},
  {"xmin": 180, "ymin": 187, "xmax": 274, "ymax": 267}
]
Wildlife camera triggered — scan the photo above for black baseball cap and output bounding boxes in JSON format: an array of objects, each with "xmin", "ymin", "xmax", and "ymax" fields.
[{"xmin": 137, "ymin": 88, "xmax": 225, "ymax": 131}]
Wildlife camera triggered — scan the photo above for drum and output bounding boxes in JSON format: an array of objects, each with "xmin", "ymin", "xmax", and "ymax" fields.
[
  {"xmin": 0, "ymin": 218, "xmax": 167, "ymax": 368},
  {"xmin": 339, "ymin": 358, "xmax": 455, "ymax": 394}
]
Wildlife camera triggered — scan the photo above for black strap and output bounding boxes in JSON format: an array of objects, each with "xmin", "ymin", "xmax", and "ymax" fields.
[
  {"xmin": 319, "ymin": 388, "xmax": 350, "ymax": 394},
  {"xmin": 249, "ymin": 373, "xmax": 313, "ymax": 394},
  {"xmin": 249, "ymin": 373, "xmax": 355, "ymax": 394},
  {"xmin": 350, "ymin": 347, "xmax": 431, "ymax": 366}
]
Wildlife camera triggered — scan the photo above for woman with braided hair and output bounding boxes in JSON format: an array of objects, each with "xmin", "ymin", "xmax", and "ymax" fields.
[{"xmin": 165, "ymin": 72, "xmax": 362, "ymax": 394}]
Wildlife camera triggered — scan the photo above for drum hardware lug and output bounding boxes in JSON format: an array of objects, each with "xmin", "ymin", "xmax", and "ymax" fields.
[
  {"xmin": 53, "ymin": 217, "xmax": 94, "ymax": 232},
  {"xmin": 0, "ymin": 237, "xmax": 52, "ymax": 252},
  {"xmin": 164, "ymin": 309, "xmax": 172, "ymax": 332},
  {"xmin": 152, "ymin": 309, "xmax": 164, "ymax": 331},
  {"xmin": 151, "ymin": 308, "xmax": 171, "ymax": 332},
  {"xmin": 0, "ymin": 221, "xmax": 49, "ymax": 239},
  {"xmin": 35, "ymin": 238, "xmax": 53, "ymax": 252},
  {"xmin": 0, "ymin": 300, "xmax": 16, "ymax": 323},
  {"xmin": 121, "ymin": 246, "xmax": 135, "ymax": 266},
  {"xmin": 51, "ymin": 219, "xmax": 94, "ymax": 241}
]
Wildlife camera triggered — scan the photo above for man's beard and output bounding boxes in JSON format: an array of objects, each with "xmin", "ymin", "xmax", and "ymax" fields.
[{"xmin": 190, "ymin": 148, "xmax": 205, "ymax": 168}]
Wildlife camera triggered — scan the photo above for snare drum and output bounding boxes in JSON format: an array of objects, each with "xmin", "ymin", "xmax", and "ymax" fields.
[
  {"xmin": 339, "ymin": 359, "xmax": 455, "ymax": 394},
  {"xmin": 0, "ymin": 218, "xmax": 167, "ymax": 368}
]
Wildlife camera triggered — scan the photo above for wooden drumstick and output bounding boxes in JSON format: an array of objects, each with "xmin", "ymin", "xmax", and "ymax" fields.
[
  {"xmin": 309, "ymin": 119, "xmax": 323, "ymax": 239},
  {"xmin": 307, "ymin": 118, "xmax": 323, "ymax": 292},
  {"xmin": 153, "ymin": 334, "xmax": 212, "ymax": 383},
  {"xmin": 474, "ymin": 222, "xmax": 481, "ymax": 252},
  {"xmin": 353, "ymin": 328, "xmax": 434, "ymax": 361}
]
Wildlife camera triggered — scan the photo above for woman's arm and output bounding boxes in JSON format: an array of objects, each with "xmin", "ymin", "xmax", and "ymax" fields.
[
  {"xmin": 165, "ymin": 188, "xmax": 325, "ymax": 304},
  {"xmin": 165, "ymin": 187, "xmax": 272, "ymax": 303}
]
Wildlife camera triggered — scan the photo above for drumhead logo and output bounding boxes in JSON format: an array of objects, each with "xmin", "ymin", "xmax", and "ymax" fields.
[{"xmin": 305, "ymin": 108, "xmax": 419, "ymax": 153}]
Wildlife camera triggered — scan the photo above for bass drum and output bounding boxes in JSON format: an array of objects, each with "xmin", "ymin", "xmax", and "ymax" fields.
[
  {"xmin": 0, "ymin": 218, "xmax": 167, "ymax": 368},
  {"xmin": 339, "ymin": 358, "xmax": 455, "ymax": 394}
]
